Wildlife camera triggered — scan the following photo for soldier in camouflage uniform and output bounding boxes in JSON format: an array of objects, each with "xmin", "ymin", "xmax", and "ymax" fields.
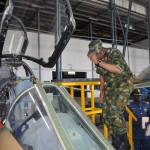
[{"xmin": 87, "ymin": 40, "xmax": 134, "ymax": 150}]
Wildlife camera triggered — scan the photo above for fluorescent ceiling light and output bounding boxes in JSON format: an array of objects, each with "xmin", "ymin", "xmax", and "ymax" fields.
[{"xmin": 124, "ymin": 24, "xmax": 134, "ymax": 30}]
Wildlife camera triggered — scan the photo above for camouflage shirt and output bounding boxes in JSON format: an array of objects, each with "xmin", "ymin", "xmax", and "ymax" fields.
[{"xmin": 96, "ymin": 48, "xmax": 133, "ymax": 90}]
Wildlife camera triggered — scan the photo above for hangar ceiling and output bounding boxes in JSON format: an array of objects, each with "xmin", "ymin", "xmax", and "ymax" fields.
[
  {"xmin": 70, "ymin": 0, "xmax": 148, "ymax": 45},
  {"xmin": 0, "ymin": 0, "xmax": 148, "ymax": 46}
]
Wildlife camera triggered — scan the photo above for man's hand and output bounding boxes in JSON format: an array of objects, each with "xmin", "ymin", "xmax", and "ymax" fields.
[{"xmin": 88, "ymin": 53, "xmax": 98, "ymax": 64}]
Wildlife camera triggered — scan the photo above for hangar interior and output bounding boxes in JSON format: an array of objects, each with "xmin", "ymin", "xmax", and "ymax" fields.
[
  {"xmin": 0, "ymin": 0, "xmax": 149, "ymax": 80},
  {"xmin": 0, "ymin": 0, "xmax": 150, "ymax": 150}
]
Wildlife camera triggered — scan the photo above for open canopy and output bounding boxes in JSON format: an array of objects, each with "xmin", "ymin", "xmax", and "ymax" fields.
[{"xmin": 0, "ymin": 0, "xmax": 76, "ymax": 68}]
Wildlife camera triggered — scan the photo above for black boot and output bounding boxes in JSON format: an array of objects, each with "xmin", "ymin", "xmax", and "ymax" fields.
[
  {"xmin": 112, "ymin": 133, "xmax": 130, "ymax": 150},
  {"xmin": 117, "ymin": 133, "xmax": 130, "ymax": 150},
  {"xmin": 111, "ymin": 134, "xmax": 123, "ymax": 149},
  {"xmin": 111, "ymin": 135, "xmax": 116, "ymax": 147}
]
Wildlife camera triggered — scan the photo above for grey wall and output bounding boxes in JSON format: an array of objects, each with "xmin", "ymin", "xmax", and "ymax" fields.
[{"xmin": 3, "ymin": 31, "xmax": 149, "ymax": 81}]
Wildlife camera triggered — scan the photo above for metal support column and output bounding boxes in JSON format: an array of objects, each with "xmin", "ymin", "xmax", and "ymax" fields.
[
  {"xmin": 110, "ymin": 0, "xmax": 115, "ymax": 48},
  {"xmin": 37, "ymin": 8, "xmax": 41, "ymax": 81},
  {"xmin": 114, "ymin": 4, "xmax": 117, "ymax": 48},
  {"xmin": 123, "ymin": 0, "xmax": 133, "ymax": 57},
  {"xmin": 88, "ymin": 19, "xmax": 94, "ymax": 78},
  {"xmin": 146, "ymin": 0, "xmax": 150, "ymax": 65},
  {"xmin": 55, "ymin": 0, "xmax": 62, "ymax": 79},
  {"xmin": 88, "ymin": 19, "xmax": 93, "ymax": 41}
]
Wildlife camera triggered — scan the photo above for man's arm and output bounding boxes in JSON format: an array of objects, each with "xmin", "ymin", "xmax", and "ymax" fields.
[
  {"xmin": 89, "ymin": 53, "xmax": 122, "ymax": 74},
  {"xmin": 97, "ymin": 62, "xmax": 122, "ymax": 74}
]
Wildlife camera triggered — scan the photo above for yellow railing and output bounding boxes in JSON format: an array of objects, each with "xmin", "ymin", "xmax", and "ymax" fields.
[
  {"xmin": 126, "ymin": 106, "xmax": 137, "ymax": 150},
  {"xmin": 56, "ymin": 81, "xmax": 100, "ymax": 123},
  {"xmin": 56, "ymin": 80, "xmax": 137, "ymax": 150}
]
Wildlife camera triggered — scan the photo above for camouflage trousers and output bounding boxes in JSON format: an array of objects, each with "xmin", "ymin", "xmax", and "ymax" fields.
[{"xmin": 102, "ymin": 81, "xmax": 133, "ymax": 135}]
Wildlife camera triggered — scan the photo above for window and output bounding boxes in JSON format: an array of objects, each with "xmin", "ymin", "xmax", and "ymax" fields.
[{"xmin": 6, "ymin": 87, "xmax": 63, "ymax": 150}]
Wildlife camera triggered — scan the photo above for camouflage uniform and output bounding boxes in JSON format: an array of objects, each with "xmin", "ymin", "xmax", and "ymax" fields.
[{"xmin": 96, "ymin": 48, "xmax": 133, "ymax": 135}]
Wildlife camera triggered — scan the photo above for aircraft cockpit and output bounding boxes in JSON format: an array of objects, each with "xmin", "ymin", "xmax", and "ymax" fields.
[{"xmin": 5, "ymin": 82, "xmax": 114, "ymax": 150}]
